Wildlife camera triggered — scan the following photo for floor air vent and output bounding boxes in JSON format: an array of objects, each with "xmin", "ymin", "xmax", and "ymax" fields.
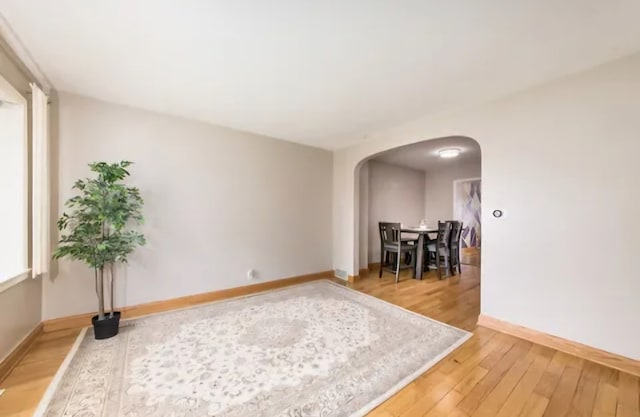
[{"xmin": 334, "ymin": 269, "xmax": 348, "ymax": 280}]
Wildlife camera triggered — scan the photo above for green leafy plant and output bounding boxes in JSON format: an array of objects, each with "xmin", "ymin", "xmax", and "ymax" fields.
[{"xmin": 53, "ymin": 161, "xmax": 146, "ymax": 320}]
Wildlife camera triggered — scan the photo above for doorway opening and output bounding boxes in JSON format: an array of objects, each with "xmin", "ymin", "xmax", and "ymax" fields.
[
  {"xmin": 453, "ymin": 177, "xmax": 481, "ymax": 267},
  {"xmin": 355, "ymin": 136, "xmax": 481, "ymax": 328}
]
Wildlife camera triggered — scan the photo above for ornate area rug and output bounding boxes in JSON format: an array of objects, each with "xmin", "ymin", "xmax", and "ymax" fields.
[{"xmin": 35, "ymin": 280, "xmax": 470, "ymax": 417}]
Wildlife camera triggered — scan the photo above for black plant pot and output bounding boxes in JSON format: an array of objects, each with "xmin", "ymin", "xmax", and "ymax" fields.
[{"xmin": 92, "ymin": 311, "xmax": 121, "ymax": 340}]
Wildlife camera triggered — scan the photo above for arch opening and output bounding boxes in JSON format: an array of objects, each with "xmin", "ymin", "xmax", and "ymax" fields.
[{"xmin": 351, "ymin": 135, "xmax": 482, "ymax": 321}]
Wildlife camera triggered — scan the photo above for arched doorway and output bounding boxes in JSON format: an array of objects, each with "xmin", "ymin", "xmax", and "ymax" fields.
[
  {"xmin": 350, "ymin": 135, "xmax": 482, "ymax": 328},
  {"xmin": 353, "ymin": 136, "xmax": 481, "ymax": 278}
]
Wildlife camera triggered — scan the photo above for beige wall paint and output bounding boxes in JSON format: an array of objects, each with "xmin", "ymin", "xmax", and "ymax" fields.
[
  {"xmin": 0, "ymin": 40, "xmax": 42, "ymax": 361},
  {"xmin": 44, "ymin": 93, "xmax": 333, "ymax": 320},
  {"xmin": 367, "ymin": 161, "xmax": 425, "ymax": 264},
  {"xmin": 0, "ymin": 277, "xmax": 41, "ymax": 360},
  {"xmin": 424, "ymin": 161, "xmax": 481, "ymax": 226},
  {"xmin": 333, "ymin": 53, "xmax": 640, "ymax": 359}
]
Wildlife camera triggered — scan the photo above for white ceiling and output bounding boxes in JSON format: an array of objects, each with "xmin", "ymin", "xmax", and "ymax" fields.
[
  {"xmin": 2, "ymin": 1, "xmax": 640, "ymax": 149},
  {"xmin": 373, "ymin": 136, "xmax": 480, "ymax": 173}
]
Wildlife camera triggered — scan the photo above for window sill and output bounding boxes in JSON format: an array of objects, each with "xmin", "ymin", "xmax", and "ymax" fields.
[{"xmin": 0, "ymin": 269, "xmax": 32, "ymax": 294}]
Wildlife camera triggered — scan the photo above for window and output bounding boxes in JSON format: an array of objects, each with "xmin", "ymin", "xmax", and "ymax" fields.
[{"xmin": 0, "ymin": 73, "xmax": 28, "ymax": 289}]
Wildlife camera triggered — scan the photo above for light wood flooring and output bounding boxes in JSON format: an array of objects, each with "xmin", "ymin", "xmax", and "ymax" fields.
[
  {"xmin": 1, "ymin": 264, "xmax": 638, "ymax": 417},
  {"xmin": 461, "ymin": 247, "xmax": 481, "ymax": 267}
]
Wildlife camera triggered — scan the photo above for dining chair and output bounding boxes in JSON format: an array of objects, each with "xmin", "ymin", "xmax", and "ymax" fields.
[
  {"xmin": 401, "ymin": 232, "xmax": 418, "ymax": 265},
  {"xmin": 425, "ymin": 221, "xmax": 452, "ymax": 279},
  {"xmin": 383, "ymin": 226, "xmax": 416, "ymax": 266},
  {"xmin": 448, "ymin": 221, "xmax": 463, "ymax": 275},
  {"xmin": 378, "ymin": 222, "xmax": 417, "ymax": 283}
]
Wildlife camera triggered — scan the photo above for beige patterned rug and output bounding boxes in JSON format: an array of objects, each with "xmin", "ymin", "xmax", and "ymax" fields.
[{"xmin": 35, "ymin": 280, "xmax": 471, "ymax": 417}]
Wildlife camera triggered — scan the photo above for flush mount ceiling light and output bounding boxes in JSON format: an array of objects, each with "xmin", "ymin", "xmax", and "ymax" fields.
[{"xmin": 438, "ymin": 148, "xmax": 461, "ymax": 158}]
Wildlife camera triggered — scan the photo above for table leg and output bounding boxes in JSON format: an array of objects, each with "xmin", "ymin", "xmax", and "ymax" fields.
[{"xmin": 415, "ymin": 234, "xmax": 424, "ymax": 280}]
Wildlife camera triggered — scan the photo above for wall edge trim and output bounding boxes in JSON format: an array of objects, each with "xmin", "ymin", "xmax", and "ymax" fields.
[
  {"xmin": 477, "ymin": 314, "xmax": 640, "ymax": 377},
  {"xmin": 42, "ymin": 270, "xmax": 334, "ymax": 333},
  {"xmin": 0, "ymin": 322, "xmax": 43, "ymax": 383}
]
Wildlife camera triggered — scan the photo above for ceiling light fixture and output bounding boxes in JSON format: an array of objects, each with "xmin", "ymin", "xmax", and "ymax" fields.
[{"xmin": 439, "ymin": 148, "xmax": 461, "ymax": 158}]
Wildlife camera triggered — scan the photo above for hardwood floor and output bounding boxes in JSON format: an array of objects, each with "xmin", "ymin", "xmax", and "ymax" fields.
[
  {"xmin": 461, "ymin": 247, "xmax": 481, "ymax": 267},
  {"xmin": 1, "ymin": 265, "xmax": 638, "ymax": 417}
]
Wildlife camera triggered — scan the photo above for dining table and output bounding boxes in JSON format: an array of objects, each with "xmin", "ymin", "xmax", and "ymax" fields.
[{"xmin": 401, "ymin": 226, "xmax": 438, "ymax": 280}]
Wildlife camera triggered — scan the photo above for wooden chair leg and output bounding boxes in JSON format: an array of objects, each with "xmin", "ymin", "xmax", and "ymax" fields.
[
  {"xmin": 444, "ymin": 253, "xmax": 450, "ymax": 278},
  {"xmin": 451, "ymin": 250, "xmax": 458, "ymax": 275},
  {"xmin": 452, "ymin": 249, "xmax": 457, "ymax": 274},
  {"xmin": 379, "ymin": 250, "xmax": 384, "ymax": 278},
  {"xmin": 454, "ymin": 248, "xmax": 458, "ymax": 274},
  {"xmin": 412, "ymin": 250, "xmax": 417, "ymax": 278},
  {"xmin": 395, "ymin": 251, "xmax": 400, "ymax": 283},
  {"xmin": 436, "ymin": 249, "xmax": 442, "ymax": 280}
]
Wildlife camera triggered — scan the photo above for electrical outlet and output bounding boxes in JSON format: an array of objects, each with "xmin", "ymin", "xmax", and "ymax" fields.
[{"xmin": 246, "ymin": 269, "xmax": 256, "ymax": 280}]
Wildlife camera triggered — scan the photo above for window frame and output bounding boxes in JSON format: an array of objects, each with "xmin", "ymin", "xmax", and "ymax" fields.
[{"xmin": 0, "ymin": 72, "xmax": 30, "ymax": 292}]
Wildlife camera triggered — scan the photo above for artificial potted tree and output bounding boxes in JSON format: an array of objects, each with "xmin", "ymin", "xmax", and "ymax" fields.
[{"xmin": 53, "ymin": 161, "xmax": 146, "ymax": 339}]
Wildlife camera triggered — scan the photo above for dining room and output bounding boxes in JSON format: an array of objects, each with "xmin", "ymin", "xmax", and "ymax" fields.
[{"xmin": 358, "ymin": 136, "xmax": 481, "ymax": 283}]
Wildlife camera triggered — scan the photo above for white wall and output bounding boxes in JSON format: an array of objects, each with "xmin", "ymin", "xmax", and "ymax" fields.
[
  {"xmin": 424, "ymin": 161, "xmax": 481, "ymax": 225},
  {"xmin": 367, "ymin": 160, "xmax": 425, "ymax": 264},
  {"xmin": 333, "ymin": 53, "xmax": 640, "ymax": 359},
  {"xmin": 45, "ymin": 92, "xmax": 333, "ymax": 320}
]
